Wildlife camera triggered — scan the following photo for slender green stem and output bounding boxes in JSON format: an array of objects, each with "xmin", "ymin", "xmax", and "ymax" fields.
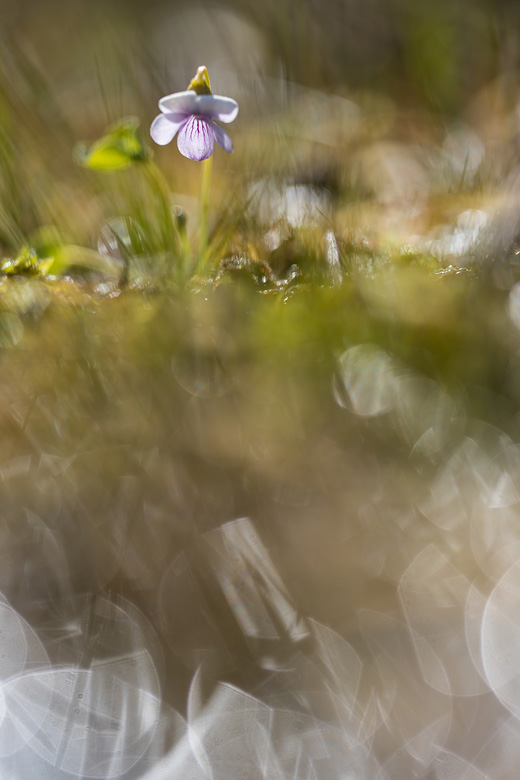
[
  {"xmin": 197, "ymin": 155, "xmax": 213, "ymax": 273},
  {"xmin": 143, "ymin": 160, "xmax": 180, "ymax": 277}
]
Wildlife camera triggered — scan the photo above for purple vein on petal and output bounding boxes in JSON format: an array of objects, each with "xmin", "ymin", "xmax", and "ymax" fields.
[{"xmin": 177, "ymin": 116, "xmax": 215, "ymax": 161}]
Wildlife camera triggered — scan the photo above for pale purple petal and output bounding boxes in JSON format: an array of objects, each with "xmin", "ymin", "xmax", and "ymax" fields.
[
  {"xmin": 150, "ymin": 113, "xmax": 188, "ymax": 146},
  {"xmin": 211, "ymin": 122, "xmax": 234, "ymax": 153},
  {"xmin": 177, "ymin": 116, "xmax": 215, "ymax": 161},
  {"xmin": 158, "ymin": 90, "xmax": 197, "ymax": 115},
  {"xmin": 193, "ymin": 95, "xmax": 239, "ymax": 123}
]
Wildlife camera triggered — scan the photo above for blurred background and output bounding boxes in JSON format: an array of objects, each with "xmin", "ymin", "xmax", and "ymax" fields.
[{"xmin": 1, "ymin": 2, "xmax": 520, "ymax": 779}]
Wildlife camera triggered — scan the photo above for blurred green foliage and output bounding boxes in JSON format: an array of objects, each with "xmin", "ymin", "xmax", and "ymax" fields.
[
  {"xmin": 75, "ymin": 118, "xmax": 151, "ymax": 171},
  {"xmin": 1, "ymin": 246, "xmax": 53, "ymax": 277}
]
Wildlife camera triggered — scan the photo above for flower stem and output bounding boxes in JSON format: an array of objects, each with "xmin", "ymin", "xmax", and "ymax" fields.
[{"xmin": 198, "ymin": 155, "xmax": 213, "ymax": 273}]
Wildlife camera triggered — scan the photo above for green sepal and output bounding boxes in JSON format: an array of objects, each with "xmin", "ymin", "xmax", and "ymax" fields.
[{"xmin": 187, "ymin": 66, "xmax": 212, "ymax": 95}]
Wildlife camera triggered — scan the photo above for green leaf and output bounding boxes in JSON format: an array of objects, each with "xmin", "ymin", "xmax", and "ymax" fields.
[
  {"xmin": 49, "ymin": 245, "xmax": 121, "ymax": 277},
  {"xmin": 75, "ymin": 117, "xmax": 151, "ymax": 171}
]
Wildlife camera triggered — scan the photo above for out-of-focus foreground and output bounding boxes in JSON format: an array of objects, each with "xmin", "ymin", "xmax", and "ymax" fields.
[{"xmin": 2, "ymin": 1, "xmax": 520, "ymax": 779}]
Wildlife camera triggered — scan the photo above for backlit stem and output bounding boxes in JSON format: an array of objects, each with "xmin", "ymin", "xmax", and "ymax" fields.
[{"xmin": 198, "ymin": 154, "xmax": 213, "ymax": 273}]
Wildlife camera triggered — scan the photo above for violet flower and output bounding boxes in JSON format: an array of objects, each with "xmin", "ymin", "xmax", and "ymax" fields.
[{"xmin": 150, "ymin": 66, "xmax": 238, "ymax": 162}]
